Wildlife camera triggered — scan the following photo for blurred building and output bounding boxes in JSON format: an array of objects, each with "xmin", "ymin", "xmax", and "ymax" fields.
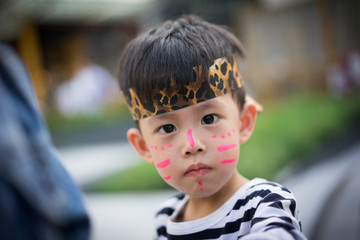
[{"xmin": 0, "ymin": 0, "xmax": 358, "ymax": 110}]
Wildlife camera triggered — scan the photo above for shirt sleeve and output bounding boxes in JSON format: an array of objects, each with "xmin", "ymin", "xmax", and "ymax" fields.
[{"xmin": 240, "ymin": 188, "xmax": 307, "ymax": 240}]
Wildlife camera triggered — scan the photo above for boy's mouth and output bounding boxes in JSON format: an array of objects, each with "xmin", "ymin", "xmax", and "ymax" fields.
[{"xmin": 184, "ymin": 163, "xmax": 211, "ymax": 178}]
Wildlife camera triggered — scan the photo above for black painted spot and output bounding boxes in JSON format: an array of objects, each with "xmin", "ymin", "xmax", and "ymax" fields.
[
  {"xmin": 143, "ymin": 101, "xmax": 156, "ymax": 113},
  {"xmin": 218, "ymin": 79, "xmax": 224, "ymax": 90},
  {"xmin": 224, "ymin": 89, "xmax": 227, "ymax": 94},
  {"xmin": 228, "ymin": 70, "xmax": 237, "ymax": 88},
  {"xmin": 170, "ymin": 95, "xmax": 178, "ymax": 105},
  {"xmin": 215, "ymin": 64, "xmax": 219, "ymax": 70},
  {"xmin": 163, "ymin": 96, "xmax": 169, "ymax": 105},
  {"xmin": 221, "ymin": 62, "xmax": 228, "ymax": 75},
  {"xmin": 154, "ymin": 93, "xmax": 164, "ymax": 107},
  {"xmin": 209, "ymin": 74, "xmax": 218, "ymax": 87},
  {"xmin": 135, "ymin": 98, "xmax": 139, "ymax": 106},
  {"xmin": 205, "ymin": 89, "xmax": 216, "ymax": 99},
  {"xmin": 196, "ymin": 82, "xmax": 207, "ymax": 99},
  {"xmin": 188, "ymin": 90, "xmax": 194, "ymax": 99}
]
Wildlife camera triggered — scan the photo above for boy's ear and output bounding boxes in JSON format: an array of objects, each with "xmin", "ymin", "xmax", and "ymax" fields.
[
  {"xmin": 127, "ymin": 128, "xmax": 153, "ymax": 164},
  {"xmin": 239, "ymin": 103, "xmax": 258, "ymax": 144}
]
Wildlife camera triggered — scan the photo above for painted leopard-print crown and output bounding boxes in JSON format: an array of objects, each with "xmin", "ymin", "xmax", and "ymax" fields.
[{"xmin": 122, "ymin": 56, "xmax": 260, "ymax": 120}]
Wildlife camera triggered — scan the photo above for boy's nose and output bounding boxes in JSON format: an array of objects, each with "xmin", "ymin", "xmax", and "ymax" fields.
[{"xmin": 182, "ymin": 128, "xmax": 206, "ymax": 157}]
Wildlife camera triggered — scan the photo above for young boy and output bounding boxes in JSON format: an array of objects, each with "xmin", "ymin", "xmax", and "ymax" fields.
[{"xmin": 118, "ymin": 15, "xmax": 306, "ymax": 240}]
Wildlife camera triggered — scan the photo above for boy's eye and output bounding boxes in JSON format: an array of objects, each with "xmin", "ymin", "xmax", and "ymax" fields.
[
  {"xmin": 201, "ymin": 114, "xmax": 218, "ymax": 125},
  {"xmin": 159, "ymin": 124, "xmax": 176, "ymax": 134}
]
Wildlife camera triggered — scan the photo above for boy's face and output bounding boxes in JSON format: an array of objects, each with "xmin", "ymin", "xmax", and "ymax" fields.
[{"xmin": 128, "ymin": 93, "xmax": 257, "ymax": 198}]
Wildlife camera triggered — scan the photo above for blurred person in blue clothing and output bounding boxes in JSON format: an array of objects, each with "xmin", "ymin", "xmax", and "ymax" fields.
[{"xmin": 0, "ymin": 43, "xmax": 90, "ymax": 239}]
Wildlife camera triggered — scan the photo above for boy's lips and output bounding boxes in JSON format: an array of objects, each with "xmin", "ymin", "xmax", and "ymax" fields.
[{"xmin": 184, "ymin": 163, "xmax": 211, "ymax": 178}]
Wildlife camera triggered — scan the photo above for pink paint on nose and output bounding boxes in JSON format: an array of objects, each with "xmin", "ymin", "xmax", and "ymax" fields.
[
  {"xmin": 163, "ymin": 176, "xmax": 171, "ymax": 180},
  {"xmin": 156, "ymin": 159, "xmax": 170, "ymax": 168},
  {"xmin": 217, "ymin": 144, "xmax": 237, "ymax": 152},
  {"xmin": 198, "ymin": 181, "xmax": 202, "ymax": 186},
  {"xmin": 187, "ymin": 129, "xmax": 195, "ymax": 148},
  {"xmin": 221, "ymin": 159, "xmax": 236, "ymax": 164}
]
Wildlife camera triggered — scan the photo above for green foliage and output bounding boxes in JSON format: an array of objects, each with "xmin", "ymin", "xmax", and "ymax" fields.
[
  {"xmin": 45, "ymin": 103, "xmax": 131, "ymax": 135},
  {"xmin": 87, "ymin": 93, "xmax": 360, "ymax": 192}
]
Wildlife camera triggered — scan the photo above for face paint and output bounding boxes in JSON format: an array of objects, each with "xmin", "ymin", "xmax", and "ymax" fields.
[
  {"xmin": 198, "ymin": 181, "xmax": 203, "ymax": 191},
  {"xmin": 217, "ymin": 144, "xmax": 237, "ymax": 152},
  {"xmin": 212, "ymin": 135, "xmax": 217, "ymax": 138},
  {"xmin": 163, "ymin": 176, "xmax": 171, "ymax": 180},
  {"xmin": 160, "ymin": 146, "xmax": 164, "ymax": 150},
  {"xmin": 221, "ymin": 135, "xmax": 225, "ymax": 139},
  {"xmin": 168, "ymin": 144, "xmax": 172, "ymax": 147},
  {"xmin": 156, "ymin": 159, "xmax": 170, "ymax": 168},
  {"xmin": 187, "ymin": 129, "xmax": 195, "ymax": 148},
  {"xmin": 227, "ymin": 132, "xmax": 231, "ymax": 136},
  {"xmin": 154, "ymin": 146, "xmax": 158, "ymax": 150},
  {"xmin": 220, "ymin": 159, "xmax": 236, "ymax": 164}
]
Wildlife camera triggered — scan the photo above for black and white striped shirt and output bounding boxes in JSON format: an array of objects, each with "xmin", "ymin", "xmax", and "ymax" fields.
[{"xmin": 154, "ymin": 178, "xmax": 306, "ymax": 240}]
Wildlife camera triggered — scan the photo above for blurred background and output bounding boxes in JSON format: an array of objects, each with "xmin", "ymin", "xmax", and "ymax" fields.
[{"xmin": 1, "ymin": 0, "xmax": 359, "ymax": 239}]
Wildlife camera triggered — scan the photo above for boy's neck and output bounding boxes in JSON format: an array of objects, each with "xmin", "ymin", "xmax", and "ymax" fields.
[{"xmin": 178, "ymin": 172, "xmax": 248, "ymax": 222}]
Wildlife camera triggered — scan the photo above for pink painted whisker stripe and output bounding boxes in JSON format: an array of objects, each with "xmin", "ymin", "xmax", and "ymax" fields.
[
  {"xmin": 217, "ymin": 144, "xmax": 237, "ymax": 152},
  {"xmin": 221, "ymin": 159, "xmax": 237, "ymax": 164},
  {"xmin": 163, "ymin": 176, "xmax": 171, "ymax": 180},
  {"xmin": 156, "ymin": 159, "xmax": 170, "ymax": 168}
]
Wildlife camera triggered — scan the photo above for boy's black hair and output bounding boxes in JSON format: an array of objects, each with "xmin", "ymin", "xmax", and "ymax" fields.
[{"xmin": 118, "ymin": 15, "xmax": 247, "ymax": 127}]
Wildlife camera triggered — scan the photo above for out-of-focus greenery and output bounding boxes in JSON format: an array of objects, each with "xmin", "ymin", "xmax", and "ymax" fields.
[
  {"xmin": 86, "ymin": 92, "xmax": 360, "ymax": 192},
  {"xmin": 45, "ymin": 103, "xmax": 131, "ymax": 134}
]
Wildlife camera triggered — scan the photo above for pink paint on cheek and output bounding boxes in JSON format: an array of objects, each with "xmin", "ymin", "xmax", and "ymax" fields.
[
  {"xmin": 217, "ymin": 144, "xmax": 237, "ymax": 152},
  {"xmin": 221, "ymin": 159, "xmax": 237, "ymax": 164},
  {"xmin": 221, "ymin": 135, "xmax": 225, "ymax": 139},
  {"xmin": 154, "ymin": 146, "xmax": 158, "ymax": 150},
  {"xmin": 228, "ymin": 132, "xmax": 231, "ymax": 136},
  {"xmin": 233, "ymin": 128, "xmax": 235, "ymax": 133},
  {"xmin": 163, "ymin": 176, "xmax": 171, "ymax": 180},
  {"xmin": 160, "ymin": 146, "xmax": 164, "ymax": 150},
  {"xmin": 168, "ymin": 144, "xmax": 172, "ymax": 148},
  {"xmin": 156, "ymin": 159, "xmax": 170, "ymax": 168},
  {"xmin": 150, "ymin": 144, "xmax": 153, "ymax": 148},
  {"xmin": 212, "ymin": 135, "xmax": 217, "ymax": 138},
  {"xmin": 200, "ymin": 188, "xmax": 203, "ymax": 191},
  {"xmin": 187, "ymin": 129, "xmax": 195, "ymax": 148}
]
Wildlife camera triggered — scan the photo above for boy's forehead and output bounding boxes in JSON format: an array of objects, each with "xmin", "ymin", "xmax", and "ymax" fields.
[{"xmin": 123, "ymin": 56, "xmax": 244, "ymax": 120}]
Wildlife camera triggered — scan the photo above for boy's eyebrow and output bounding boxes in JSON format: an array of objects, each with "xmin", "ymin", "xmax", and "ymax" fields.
[{"xmin": 147, "ymin": 112, "xmax": 176, "ymax": 125}]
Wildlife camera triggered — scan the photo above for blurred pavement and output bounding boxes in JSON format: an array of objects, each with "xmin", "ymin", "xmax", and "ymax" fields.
[
  {"xmin": 57, "ymin": 142, "xmax": 139, "ymax": 187},
  {"xmin": 281, "ymin": 142, "xmax": 360, "ymax": 240}
]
